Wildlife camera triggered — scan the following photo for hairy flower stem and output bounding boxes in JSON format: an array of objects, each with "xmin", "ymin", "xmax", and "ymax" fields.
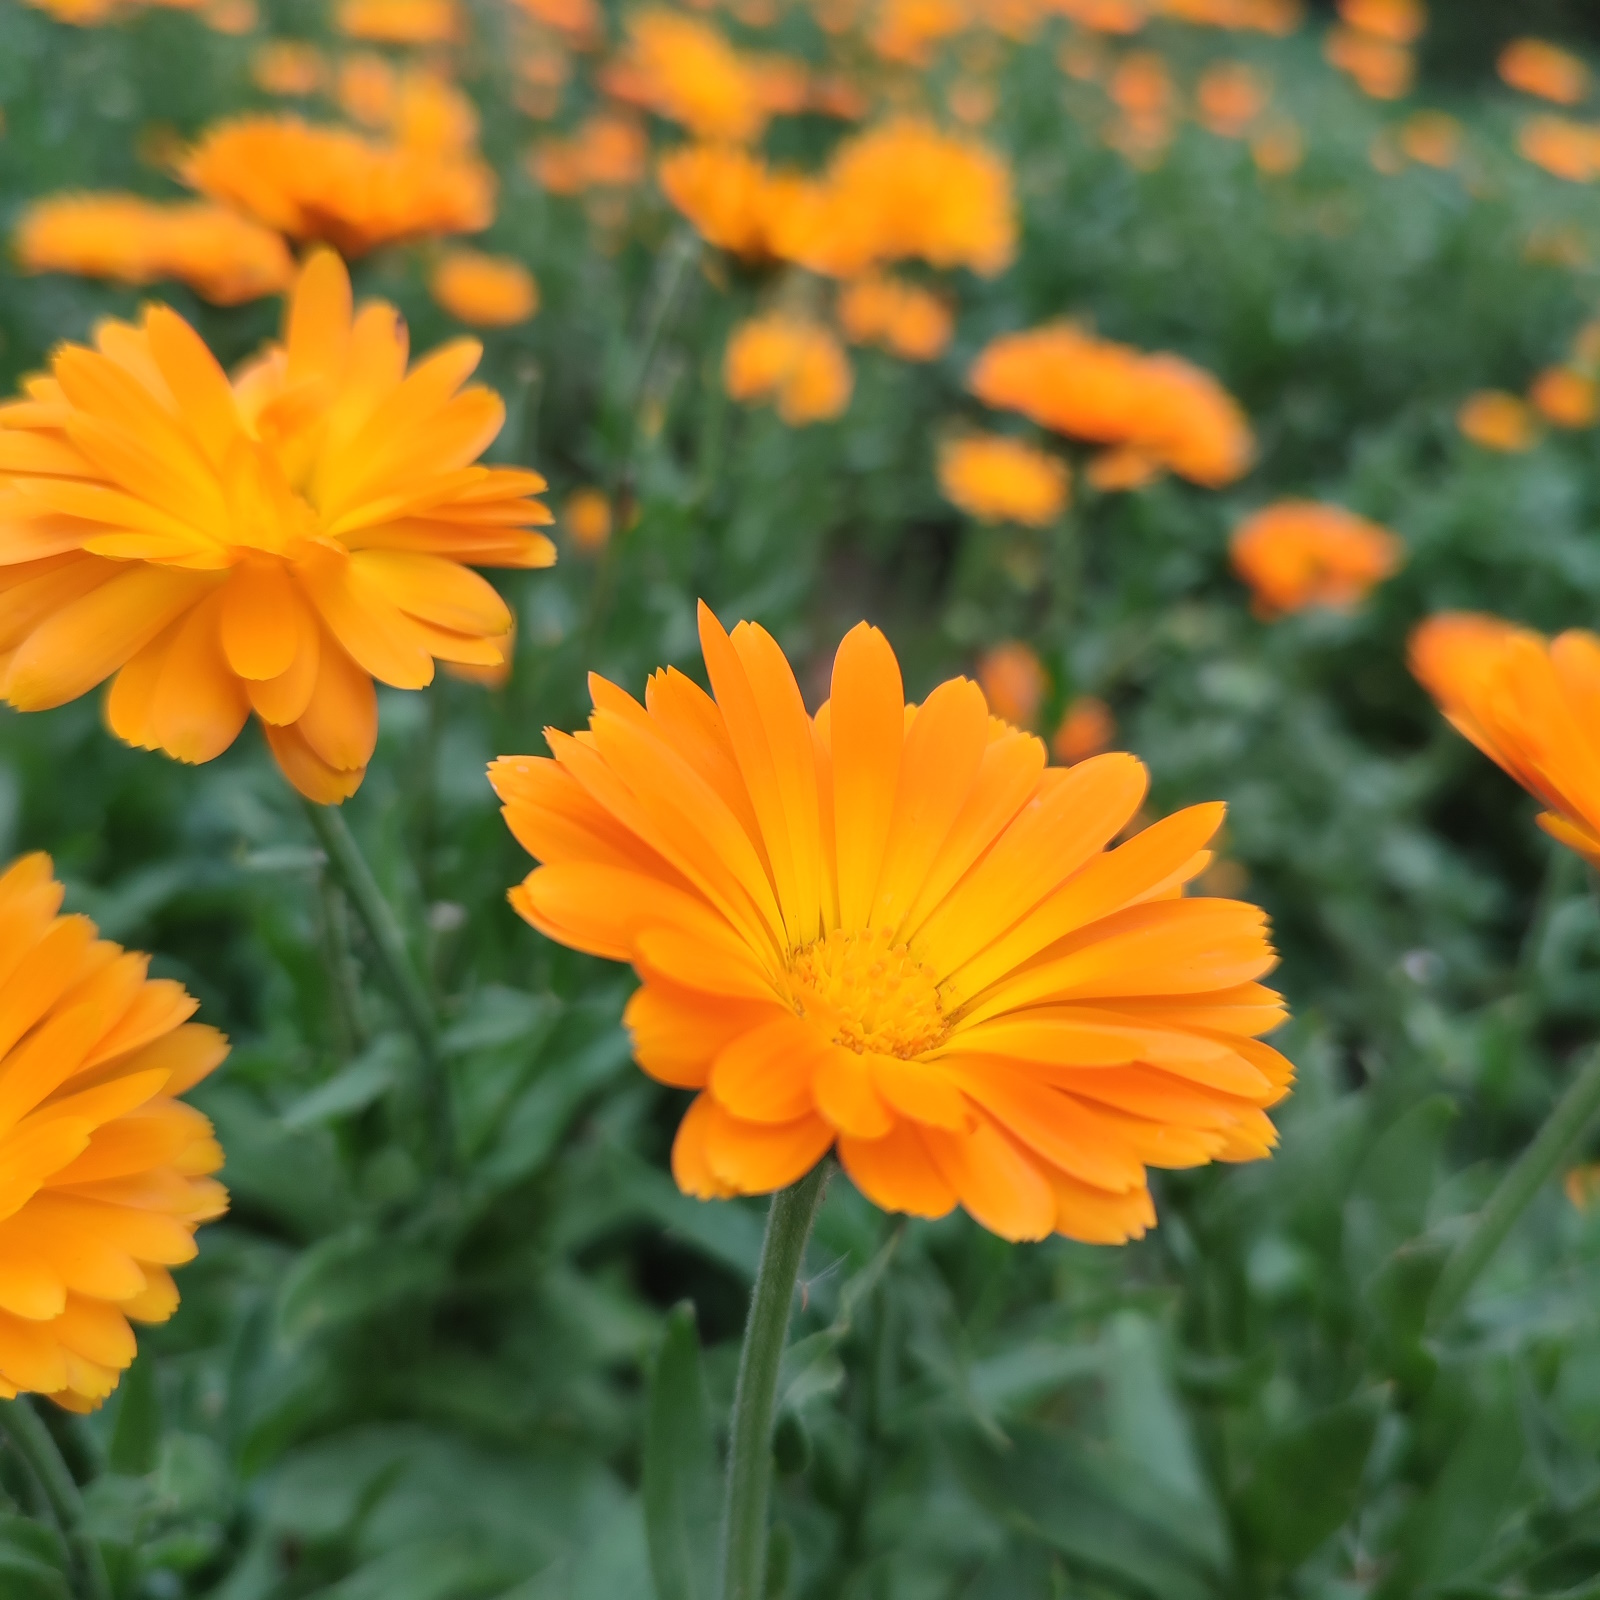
[
  {"xmin": 302, "ymin": 801, "xmax": 455, "ymax": 1174},
  {"xmin": 1430, "ymin": 1047, "xmax": 1600, "ymax": 1328},
  {"xmin": 721, "ymin": 1164, "xmax": 829, "ymax": 1600},
  {"xmin": 0, "ymin": 1400, "xmax": 111, "ymax": 1600}
]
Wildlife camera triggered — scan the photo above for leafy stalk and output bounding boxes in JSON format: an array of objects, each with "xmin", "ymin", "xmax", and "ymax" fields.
[{"xmin": 0, "ymin": 1400, "xmax": 111, "ymax": 1600}]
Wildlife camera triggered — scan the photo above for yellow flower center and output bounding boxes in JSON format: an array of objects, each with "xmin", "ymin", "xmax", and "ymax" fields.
[{"xmin": 786, "ymin": 927, "xmax": 946, "ymax": 1059}]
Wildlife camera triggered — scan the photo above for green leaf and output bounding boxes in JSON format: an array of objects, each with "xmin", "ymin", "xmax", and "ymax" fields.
[
  {"xmin": 277, "ymin": 1226, "xmax": 448, "ymax": 1343},
  {"xmin": 0, "ymin": 1550, "xmax": 70, "ymax": 1600},
  {"xmin": 279, "ymin": 1036, "xmax": 405, "ymax": 1129},
  {"xmin": 106, "ymin": 1353, "xmax": 160, "ymax": 1477},
  {"xmin": 642, "ymin": 1303, "xmax": 718, "ymax": 1600}
]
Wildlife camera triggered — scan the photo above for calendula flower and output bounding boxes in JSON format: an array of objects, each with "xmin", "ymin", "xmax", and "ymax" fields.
[
  {"xmin": 1499, "ymin": 39, "xmax": 1589, "ymax": 107},
  {"xmin": 657, "ymin": 145, "xmax": 800, "ymax": 257},
  {"xmin": 1251, "ymin": 116, "xmax": 1304, "ymax": 173},
  {"xmin": 1196, "ymin": 60, "xmax": 1269, "ymax": 137},
  {"xmin": 938, "ymin": 435, "xmax": 1070, "ymax": 526},
  {"xmin": 492, "ymin": 608, "xmax": 1290, "ymax": 1241},
  {"xmin": 603, "ymin": 10, "xmax": 768, "ymax": 143},
  {"xmin": 335, "ymin": 0, "xmax": 460, "ymax": 43},
  {"xmin": 1336, "ymin": 0, "xmax": 1422, "ymax": 42},
  {"xmin": 971, "ymin": 324, "xmax": 1254, "ymax": 488},
  {"xmin": 0, "ymin": 853, "xmax": 227, "ymax": 1412},
  {"xmin": 14, "ymin": 195, "xmax": 294, "ymax": 306},
  {"xmin": 0, "ymin": 250, "xmax": 553, "ymax": 803},
  {"xmin": 871, "ymin": 0, "xmax": 969, "ymax": 66},
  {"xmin": 1052, "ymin": 0, "xmax": 1146, "ymax": 31},
  {"xmin": 533, "ymin": 115, "xmax": 648, "ymax": 194},
  {"xmin": 251, "ymin": 40, "xmax": 329, "ymax": 97},
  {"xmin": 509, "ymin": 0, "xmax": 602, "ymax": 47},
  {"xmin": 1518, "ymin": 115, "xmax": 1600, "ymax": 181},
  {"xmin": 1230, "ymin": 501, "xmax": 1402, "ymax": 616},
  {"xmin": 1324, "ymin": 28, "xmax": 1413, "ymax": 100},
  {"xmin": 429, "ymin": 249, "xmax": 539, "ymax": 326},
  {"xmin": 564, "ymin": 488, "xmax": 612, "ymax": 552},
  {"xmin": 1399, "ymin": 110, "xmax": 1461, "ymax": 168},
  {"xmin": 1155, "ymin": 0, "xmax": 1300, "ymax": 29},
  {"xmin": 183, "ymin": 115, "xmax": 495, "ymax": 256},
  {"xmin": 1410, "ymin": 613, "xmax": 1600, "ymax": 867},
  {"xmin": 725, "ymin": 314, "xmax": 853, "ymax": 425},
  {"xmin": 976, "ymin": 639, "xmax": 1048, "ymax": 727},
  {"xmin": 1565, "ymin": 1164, "xmax": 1600, "ymax": 1212},
  {"xmin": 1458, "ymin": 391, "xmax": 1536, "ymax": 452},
  {"xmin": 1530, "ymin": 367, "xmax": 1598, "ymax": 429},
  {"xmin": 837, "ymin": 275, "xmax": 953, "ymax": 361},
  {"xmin": 1053, "ymin": 695, "xmax": 1115, "ymax": 764}
]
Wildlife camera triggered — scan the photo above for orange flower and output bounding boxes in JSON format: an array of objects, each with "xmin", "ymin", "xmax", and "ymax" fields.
[
  {"xmin": 1110, "ymin": 51, "xmax": 1173, "ymax": 117},
  {"xmin": 337, "ymin": 52, "xmax": 399, "ymax": 126},
  {"xmin": 1336, "ymin": 0, "xmax": 1422, "ymax": 43},
  {"xmin": 1458, "ymin": 391, "xmax": 1536, "ymax": 452},
  {"xmin": 837, "ymin": 274, "xmax": 954, "ymax": 361},
  {"xmin": 1530, "ymin": 367, "xmax": 1598, "ymax": 429},
  {"xmin": 251, "ymin": 40, "xmax": 328, "ymax": 97},
  {"xmin": 0, "ymin": 251, "xmax": 553, "ymax": 802},
  {"xmin": 1196, "ymin": 61, "xmax": 1269, "ymax": 137},
  {"xmin": 1410, "ymin": 613, "xmax": 1600, "ymax": 867},
  {"xmin": 725, "ymin": 313, "xmax": 854, "ymax": 425},
  {"xmin": 429, "ymin": 249, "xmax": 539, "ymax": 326},
  {"xmin": 1048, "ymin": 0, "xmax": 1147, "ymax": 32},
  {"xmin": 1565, "ymin": 1164, "xmax": 1600, "ymax": 1212},
  {"xmin": 537, "ymin": 115, "xmax": 649, "ymax": 194},
  {"xmin": 1251, "ymin": 116, "xmax": 1304, "ymax": 173},
  {"xmin": 1053, "ymin": 695, "xmax": 1115, "ymax": 764},
  {"xmin": 1499, "ymin": 39, "xmax": 1589, "ymax": 107},
  {"xmin": 657, "ymin": 144, "xmax": 801, "ymax": 256},
  {"xmin": 871, "ymin": 0, "xmax": 969, "ymax": 66},
  {"xmin": 1153, "ymin": 0, "xmax": 1300, "ymax": 29},
  {"xmin": 976, "ymin": 639, "xmax": 1048, "ymax": 727},
  {"xmin": 492, "ymin": 608, "xmax": 1290, "ymax": 1241},
  {"xmin": 1229, "ymin": 501, "xmax": 1402, "ymax": 616},
  {"xmin": 970, "ymin": 323, "xmax": 1254, "ymax": 488},
  {"xmin": 1399, "ymin": 109, "xmax": 1460, "ymax": 167},
  {"xmin": 334, "ymin": 0, "xmax": 460, "ymax": 42},
  {"xmin": 183, "ymin": 116, "xmax": 495, "ymax": 255},
  {"xmin": 1086, "ymin": 445, "xmax": 1162, "ymax": 491},
  {"xmin": 1518, "ymin": 115, "xmax": 1600, "ymax": 181},
  {"xmin": 565, "ymin": 487, "xmax": 613, "ymax": 552},
  {"xmin": 509, "ymin": 0, "xmax": 602, "ymax": 47},
  {"xmin": 1324, "ymin": 28, "xmax": 1413, "ymax": 100},
  {"xmin": 0, "ymin": 853, "xmax": 227, "ymax": 1411},
  {"xmin": 603, "ymin": 10, "xmax": 768, "ymax": 143},
  {"xmin": 938, "ymin": 435, "xmax": 1070, "ymax": 526},
  {"xmin": 14, "ymin": 194, "xmax": 295, "ymax": 306}
]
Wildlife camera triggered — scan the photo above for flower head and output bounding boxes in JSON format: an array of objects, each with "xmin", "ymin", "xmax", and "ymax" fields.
[
  {"xmin": 970, "ymin": 324, "xmax": 1254, "ymax": 488},
  {"xmin": 1196, "ymin": 60, "xmax": 1269, "ymax": 137},
  {"xmin": 535, "ymin": 115, "xmax": 648, "ymax": 194},
  {"xmin": 564, "ymin": 488, "xmax": 612, "ymax": 552},
  {"xmin": 658, "ymin": 145, "xmax": 803, "ymax": 258},
  {"xmin": 1518, "ymin": 115, "xmax": 1600, "ymax": 181},
  {"xmin": 1499, "ymin": 39, "xmax": 1589, "ymax": 107},
  {"xmin": 183, "ymin": 115, "xmax": 495, "ymax": 256},
  {"xmin": 493, "ymin": 608, "xmax": 1290, "ymax": 1242},
  {"xmin": 1053, "ymin": 695, "xmax": 1115, "ymax": 764},
  {"xmin": 838, "ymin": 274, "xmax": 953, "ymax": 361},
  {"xmin": 1410, "ymin": 613, "xmax": 1600, "ymax": 867},
  {"xmin": 334, "ymin": 0, "xmax": 460, "ymax": 43},
  {"xmin": 725, "ymin": 314, "xmax": 853, "ymax": 425},
  {"xmin": 605, "ymin": 10, "xmax": 768, "ymax": 143},
  {"xmin": 976, "ymin": 639, "xmax": 1048, "ymax": 728},
  {"xmin": 0, "ymin": 853, "xmax": 227, "ymax": 1411},
  {"xmin": 252, "ymin": 40, "xmax": 329, "ymax": 97},
  {"xmin": 0, "ymin": 250, "xmax": 553, "ymax": 802},
  {"xmin": 1336, "ymin": 0, "xmax": 1423, "ymax": 43},
  {"xmin": 14, "ymin": 195, "xmax": 295, "ymax": 307},
  {"xmin": 429, "ymin": 249, "xmax": 540, "ymax": 326},
  {"xmin": 1458, "ymin": 390, "xmax": 1536, "ymax": 451},
  {"xmin": 1324, "ymin": 28, "xmax": 1413, "ymax": 100},
  {"xmin": 1230, "ymin": 501, "xmax": 1402, "ymax": 616},
  {"xmin": 1529, "ymin": 367, "xmax": 1598, "ymax": 429},
  {"xmin": 938, "ymin": 434, "xmax": 1070, "ymax": 526}
]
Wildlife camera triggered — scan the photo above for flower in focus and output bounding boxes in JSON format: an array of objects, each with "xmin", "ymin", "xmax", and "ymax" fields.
[
  {"xmin": 251, "ymin": 40, "xmax": 328, "ymax": 97},
  {"xmin": 565, "ymin": 488, "xmax": 612, "ymax": 553},
  {"xmin": 1458, "ymin": 391, "xmax": 1536, "ymax": 452},
  {"xmin": 183, "ymin": 115, "xmax": 495, "ymax": 256},
  {"xmin": 1053, "ymin": 695, "xmax": 1115, "ymax": 765},
  {"xmin": 1196, "ymin": 61, "xmax": 1269, "ymax": 138},
  {"xmin": 938, "ymin": 435, "xmax": 1069, "ymax": 526},
  {"xmin": 1399, "ymin": 110, "xmax": 1461, "ymax": 168},
  {"xmin": 335, "ymin": 0, "xmax": 460, "ymax": 43},
  {"xmin": 0, "ymin": 250, "xmax": 553, "ymax": 802},
  {"xmin": 1499, "ymin": 39, "xmax": 1590, "ymax": 107},
  {"xmin": 976, "ymin": 639, "xmax": 1047, "ymax": 728},
  {"xmin": 492, "ymin": 607, "xmax": 1290, "ymax": 1241},
  {"xmin": 837, "ymin": 275, "xmax": 954, "ymax": 361},
  {"xmin": 1516, "ymin": 115, "xmax": 1600, "ymax": 181},
  {"xmin": 603, "ymin": 10, "xmax": 768, "ymax": 143},
  {"xmin": 0, "ymin": 853, "xmax": 227, "ymax": 1411},
  {"xmin": 1229, "ymin": 501, "xmax": 1402, "ymax": 616},
  {"xmin": 725, "ymin": 313, "xmax": 854, "ymax": 425},
  {"xmin": 429, "ymin": 249, "xmax": 540, "ymax": 326},
  {"xmin": 533, "ymin": 115, "xmax": 648, "ymax": 194},
  {"xmin": 1529, "ymin": 366, "xmax": 1598, "ymax": 429},
  {"xmin": 1409, "ymin": 613, "xmax": 1600, "ymax": 867},
  {"xmin": 14, "ymin": 195, "xmax": 295, "ymax": 306},
  {"xmin": 970, "ymin": 324, "xmax": 1254, "ymax": 488}
]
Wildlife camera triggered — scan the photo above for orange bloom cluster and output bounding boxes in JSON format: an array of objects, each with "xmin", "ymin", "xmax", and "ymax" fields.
[
  {"xmin": 1051, "ymin": 0, "xmax": 1147, "ymax": 31},
  {"xmin": 334, "ymin": 0, "xmax": 460, "ymax": 43},
  {"xmin": 493, "ymin": 609, "xmax": 1290, "ymax": 1242},
  {"xmin": 1105, "ymin": 50, "xmax": 1175, "ymax": 162},
  {"xmin": 658, "ymin": 145, "xmax": 799, "ymax": 258},
  {"xmin": 252, "ymin": 40, "xmax": 329, "ymax": 96},
  {"xmin": 1410, "ymin": 614, "xmax": 1600, "ymax": 868},
  {"xmin": 1196, "ymin": 61, "xmax": 1270, "ymax": 138},
  {"xmin": 1518, "ymin": 115, "xmax": 1600, "ymax": 182},
  {"xmin": 0, "ymin": 854, "xmax": 227, "ymax": 1411},
  {"xmin": 724, "ymin": 314, "xmax": 854, "ymax": 425},
  {"xmin": 1457, "ymin": 391, "xmax": 1536, "ymax": 452},
  {"xmin": 938, "ymin": 435, "xmax": 1070, "ymax": 526},
  {"xmin": 14, "ymin": 195, "xmax": 294, "ymax": 306},
  {"xmin": 564, "ymin": 488, "xmax": 613, "ymax": 553},
  {"xmin": 837, "ymin": 275, "xmax": 954, "ymax": 361},
  {"xmin": 429, "ymin": 249, "xmax": 540, "ymax": 326},
  {"xmin": 1499, "ymin": 39, "xmax": 1590, "ymax": 107},
  {"xmin": 1229, "ymin": 501, "xmax": 1402, "ymax": 616},
  {"xmin": 1335, "ymin": 0, "xmax": 1421, "ymax": 42},
  {"xmin": 871, "ymin": 0, "xmax": 969, "ymax": 66},
  {"xmin": 1324, "ymin": 27, "xmax": 1412, "ymax": 100},
  {"xmin": 1053, "ymin": 695, "xmax": 1115, "ymax": 764},
  {"xmin": 335, "ymin": 59, "xmax": 481, "ymax": 153},
  {"xmin": 976, "ymin": 639, "xmax": 1048, "ymax": 727},
  {"xmin": 532, "ymin": 115, "xmax": 648, "ymax": 193},
  {"xmin": 0, "ymin": 251, "xmax": 553, "ymax": 802},
  {"xmin": 183, "ymin": 115, "xmax": 495, "ymax": 255},
  {"xmin": 970, "ymin": 324, "xmax": 1255, "ymax": 488},
  {"xmin": 1153, "ymin": 0, "xmax": 1300, "ymax": 30},
  {"xmin": 510, "ymin": 0, "xmax": 602, "ymax": 48}
]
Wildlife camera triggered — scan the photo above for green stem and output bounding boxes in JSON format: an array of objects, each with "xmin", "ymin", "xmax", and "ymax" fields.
[
  {"xmin": 0, "ymin": 1400, "xmax": 111, "ymax": 1600},
  {"xmin": 302, "ymin": 801, "xmax": 455, "ymax": 1173},
  {"xmin": 721, "ymin": 1164, "xmax": 828, "ymax": 1600},
  {"xmin": 1429, "ymin": 1047, "xmax": 1600, "ymax": 1328},
  {"xmin": 316, "ymin": 871, "xmax": 366, "ymax": 1060}
]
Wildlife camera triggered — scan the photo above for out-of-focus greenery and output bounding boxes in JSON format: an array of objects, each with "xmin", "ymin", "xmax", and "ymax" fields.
[{"xmin": 5, "ymin": 3, "xmax": 1600, "ymax": 1598}]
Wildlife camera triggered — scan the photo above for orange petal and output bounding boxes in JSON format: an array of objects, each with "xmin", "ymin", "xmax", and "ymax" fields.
[
  {"xmin": 837, "ymin": 1121, "xmax": 957, "ymax": 1219},
  {"xmin": 261, "ymin": 720, "xmax": 366, "ymax": 803},
  {"xmin": 919, "ymin": 1114, "xmax": 1057, "ymax": 1241},
  {"xmin": 147, "ymin": 591, "xmax": 250, "ymax": 764},
  {"xmin": 812, "ymin": 1044, "xmax": 894, "ymax": 1137},
  {"xmin": 699, "ymin": 1097, "xmax": 833, "ymax": 1195},
  {"xmin": 709, "ymin": 1013, "xmax": 826, "ymax": 1121},
  {"xmin": 220, "ymin": 561, "xmax": 300, "ymax": 681},
  {"xmin": 829, "ymin": 622, "xmax": 904, "ymax": 931},
  {"xmin": 625, "ymin": 982, "xmax": 778, "ymax": 1090}
]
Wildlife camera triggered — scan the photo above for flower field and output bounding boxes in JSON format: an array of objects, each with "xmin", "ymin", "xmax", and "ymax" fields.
[{"xmin": 3, "ymin": 0, "xmax": 1600, "ymax": 1595}]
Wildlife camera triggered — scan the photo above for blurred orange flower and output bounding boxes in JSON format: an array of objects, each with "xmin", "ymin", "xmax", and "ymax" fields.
[
  {"xmin": 1399, "ymin": 110, "xmax": 1460, "ymax": 168},
  {"xmin": 14, "ymin": 194, "xmax": 295, "ymax": 305},
  {"xmin": 1197, "ymin": 61, "xmax": 1269, "ymax": 137},
  {"xmin": 871, "ymin": 0, "xmax": 969, "ymax": 65},
  {"xmin": 603, "ymin": 10, "xmax": 768, "ymax": 143},
  {"xmin": 837, "ymin": 274, "xmax": 954, "ymax": 361},
  {"xmin": 565, "ymin": 488, "xmax": 613, "ymax": 552},
  {"xmin": 1047, "ymin": 0, "xmax": 1146, "ymax": 32},
  {"xmin": 334, "ymin": 0, "xmax": 459, "ymax": 42},
  {"xmin": 251, "ymin": 40, "xmax": 328, "ymax": 97},
  {"xmin": 1154, "ymin": 0, "xmax": 1299, "ymax": 29},
  {"xmin": 1518, "ymin": 115, "xmax": 1600, "ymax": 181},
  {"xmin": 1324, "ymin": 27, "xmax": 1413, "ymax": 100},
  {"xmin": 977, "ymin": 640, "xmax": 1048, "ymax": 726},
  {"xmin": 509, "ymin": 0, "xmax": 602, "ymax": 47},
  {"xmin": 0, "ymin": 853, "xmax": 228, "ymax": 1412},
  {"xmin": 0, "ymin": 251, "xmax": 553, "ymax": 802},
  {"xmin": 939, "ymin": 435, "xmax": 1070, "ymax": 526},
  {"xmin": 1230, "ymin": 501, "xmax": 1402, "ymax": 616},
  {"xmin": 1110, "ymin": 50, "xmax": 1173, "ymax": 117},
  {"xmin": 1566, "ymin": 1164, "xmax": 1600, "ymax": 1212},
  {"xmin": 1530, "ymin": 367, "xmax": 1598, "ymax": 429},
  {"xmin": 534, "ymin": 114, "xmax": 648, "ymax": 194},
  {"xmin": 1251, "ymin": 116, "xmax": 1304, "ymax": 173},
  {"xmin": 1499, "ymin": 39, "xmax": 1589, "ymax": 107},
  {"xmin": 430, "ymin": 249, "xmax": 540, "ymax": 325},
  {"xmin": 183, "ymin": 115, "xmax": 495, "ymax": 255},
  {"xmin": 725, "ymin": 313, "xmax": 854, "ymax": 424},
  {"xmin": 970, "ymin": 324, "xmax": 1255, "ymax": 487},
  {"xmin": 1053, "ymin": 695, "xmax": 1115, "ymax": 764},
  {"xmin": 1410, "ymin": 613, "xmax": 1600, "ymax": 867},
  {"xmin": 1336, "ymin": 0, "xmax": 1422, "ymax": 44},
  {"xmin": 493, "ymin": 606, "xmax": 1290, "ymax": 1240},
  {"xmin": 337, "ymin": 51, "xmax": 400, "ymax": 125},
  {"xmin": 658, "ymin": 144, "xmax": 800, "ymax": 256},
  {"xmin": 1457, "ymin": 391, "xmax": 1536, "ymax": 452}
]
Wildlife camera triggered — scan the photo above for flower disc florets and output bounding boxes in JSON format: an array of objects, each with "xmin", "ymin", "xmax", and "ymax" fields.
[{"xmin": 787, "ymin": 928, "xmax": 946, "ymax": 1058}]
